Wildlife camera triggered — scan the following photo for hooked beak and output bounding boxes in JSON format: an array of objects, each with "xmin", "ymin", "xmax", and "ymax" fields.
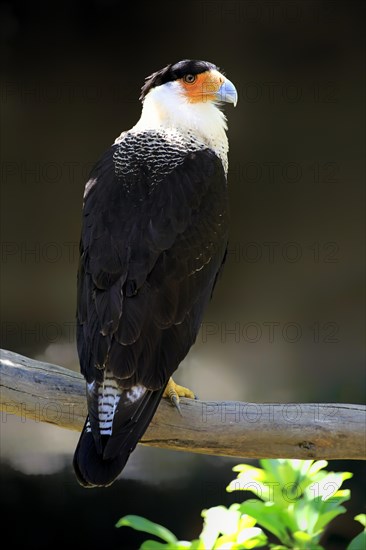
[{"xmin": 216, "ymin": 77, "xmax": 238, "ymax": 106}]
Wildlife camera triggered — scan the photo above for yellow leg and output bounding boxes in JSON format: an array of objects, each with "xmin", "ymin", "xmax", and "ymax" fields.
[{"xmin": 163, "ymin": 377, "xmax": 196, "ymax": 414}]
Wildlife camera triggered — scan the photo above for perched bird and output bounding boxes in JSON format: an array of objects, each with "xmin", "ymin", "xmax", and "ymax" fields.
[{"xmin": 73, "ymin": 59, "xmax": 237, "ymax": 487}]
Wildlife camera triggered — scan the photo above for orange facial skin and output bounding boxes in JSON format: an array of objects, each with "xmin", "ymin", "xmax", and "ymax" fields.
[{"xmin": 179, "ymin": 70, "xmax": 225, "ymax": 103}]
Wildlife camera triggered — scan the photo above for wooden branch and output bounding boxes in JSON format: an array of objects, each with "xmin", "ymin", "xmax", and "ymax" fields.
[{"xmin": 1, "ymin": 348, "xmax": 365, "ymax": 460}]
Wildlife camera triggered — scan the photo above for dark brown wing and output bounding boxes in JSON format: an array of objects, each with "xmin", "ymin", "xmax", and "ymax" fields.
[
  {"xmin": 77, "ymin": 135, "xmax": 229, "ymax": 389},
  {"xmin": 74, "ymin": 132, "xmax": 229, "ymax": 486}
]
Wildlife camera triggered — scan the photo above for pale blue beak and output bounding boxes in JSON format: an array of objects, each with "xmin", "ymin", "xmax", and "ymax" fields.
[{"xmin": 216, "ymin": 77, "xmax": 238, "ymax": 106}]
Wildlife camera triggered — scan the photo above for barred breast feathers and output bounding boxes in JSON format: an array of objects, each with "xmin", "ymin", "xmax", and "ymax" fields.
[{"xmin": 114, "ymin": 125, "xmax": 228, "ymax": 177}]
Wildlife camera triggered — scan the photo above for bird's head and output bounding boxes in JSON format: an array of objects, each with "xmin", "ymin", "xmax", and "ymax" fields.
[
  {"xmin": 134, "ymin": 60, "xmax": 237, "ymax": 140},
  {"xmin": 140, "ymin": 59, "xmax": 237, "ymax": 107}
]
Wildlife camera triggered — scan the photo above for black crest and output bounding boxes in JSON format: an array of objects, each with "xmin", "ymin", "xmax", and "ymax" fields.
[{"xmin": 140, "ymin": 59, "xmax": 218, "ymax": 101}]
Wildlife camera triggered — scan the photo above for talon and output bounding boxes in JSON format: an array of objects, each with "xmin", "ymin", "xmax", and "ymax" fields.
[
  {"xmin": 171, "ymin": 394, "xmax": 183, "ymax": 416},
  {"xmin": 163, "ymin": 377, "xmax": 196, "ymax": 415}
]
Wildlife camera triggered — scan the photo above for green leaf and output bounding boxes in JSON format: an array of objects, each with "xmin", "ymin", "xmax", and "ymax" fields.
[
  {"xmin": 293, "ymin": 498, "xmax": 320, "ymax": 533},
  {"xmin": 188, "ymin": 541, "xmax": 204, "ymax": 550},
  {"xmin": 227, "ymin": 465, "xmax": 269, "ymax": 497},
  {"xmin": 305, "ymin": 472, "xmax": 352, "ymax": 504},
  {"xmin": 313, "ymin": 506, "xmax": 347, "ymax": 532},
  {"xmin": 140, "ymin": 541, "xmax": 172, "ymax": 550},
  {"xmin": 239, "ymin": 515, "xmax": 257, "ymax": 529},
  {"xmin": 214, "ymin": 531, "xmax": 268, "ymax": 549},
  {"xmin": 347, "ymin": 531, "xmax": 366, "ymax": 550},
  {"xmin": 308, "ymin": 461, "xmax": 328, "ymax": 476},
  {"xmin": 230, "ymin": 459, "xmax": 325, "ymax": 508},
  {"xmin": 293, "ymin": 530, "xmax": 313, "ymax": 542},
  {"xmin": 239, "ymin": 501, "xmax": 289, "ymax": 542},
  {"xmin": 116, "ymin": 515, "xmax": 177, "ymax": 544},
  {"xmin": 260, "ymin": 459, "xmax": 308, "ymax": 488},
  {"xmin": 199, "ymin": 505, "xmax": 241, "ymax": 548},
  {"xmin": 236, "ymin": 527, "xmax": 268, "ymax": 548},
  {"xmin": 213, "ymin": 534, "xmax": 236, "ymax": 549},
  {"xmin": 354, "ymin": 514, "xmax": 366, "ymax": 528},
  {"xmin": 347, "ymin": 515, "xmax": 366, "ymax": 550}
]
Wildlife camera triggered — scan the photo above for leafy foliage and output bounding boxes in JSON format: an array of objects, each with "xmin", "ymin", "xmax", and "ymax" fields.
[
  {"xmin": 117, "ymin": 507, "xmax": 267, "ymax": 549},
  {"xmin": 228, "ymin": 459, "xmax": 352, "ymax": 548},
  {"xmin": 117, "ymin": 459, "xmax": 363, "ymax": 550},
  {"xmin": 346, "ymin": 514, "xmax": 366, "ymax": 550}
]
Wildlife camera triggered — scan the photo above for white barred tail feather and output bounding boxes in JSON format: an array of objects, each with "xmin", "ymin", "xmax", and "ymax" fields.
[
  {"xmin": 73, "ymin": 419, "xmax": 128, "ymax": 488},
  {"xmin": 73, "ymin": 384, "xmax": 166, "ymax": 487}
]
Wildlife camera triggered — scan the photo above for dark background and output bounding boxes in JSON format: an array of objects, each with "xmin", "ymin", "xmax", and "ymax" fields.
[{"xmin": 0, "ymin": 1, "xmax": 365, "ymax": 548}]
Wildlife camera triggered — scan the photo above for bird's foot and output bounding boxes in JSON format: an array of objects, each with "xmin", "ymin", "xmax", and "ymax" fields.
[{"xmin": 163, "ymin": 377, "xmax": 196, "ymax": 416}]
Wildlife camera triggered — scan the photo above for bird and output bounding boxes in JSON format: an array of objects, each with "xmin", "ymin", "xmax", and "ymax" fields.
[{"xmin": 73, "ymin": 59, "xmax": 237, "ymax": 487}]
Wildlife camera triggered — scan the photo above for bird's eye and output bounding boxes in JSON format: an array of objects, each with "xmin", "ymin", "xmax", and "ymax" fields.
[{"xmin": 183, "ymin": 74, "xmax": 197, "ymax": 84}]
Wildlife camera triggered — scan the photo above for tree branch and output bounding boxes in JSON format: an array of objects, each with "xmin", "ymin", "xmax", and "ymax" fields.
[{"xmin": 1, "ymin": 348, "xmax": 365, "ymax": 460}]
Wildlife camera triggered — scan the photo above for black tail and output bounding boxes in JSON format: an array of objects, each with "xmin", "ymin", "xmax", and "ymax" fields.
[{"xmin": 73, "ymin": 387, "xmax": 165, "ymax": 488}]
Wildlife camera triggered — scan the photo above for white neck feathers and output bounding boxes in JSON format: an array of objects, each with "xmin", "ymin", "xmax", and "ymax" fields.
[{"xmin": 131, "ymin": 82, "xmax": 229, "ymax": 167}]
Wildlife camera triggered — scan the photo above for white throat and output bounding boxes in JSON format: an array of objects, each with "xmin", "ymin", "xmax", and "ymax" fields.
[{"xmin": 132, "ymin": 82, "xmax": 229, "ymax": 170}]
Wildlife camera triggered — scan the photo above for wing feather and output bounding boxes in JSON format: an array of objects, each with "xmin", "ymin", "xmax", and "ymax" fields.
[{"xmin": 77, "ymin": 134, "xmax": 228, "ymax": 399}]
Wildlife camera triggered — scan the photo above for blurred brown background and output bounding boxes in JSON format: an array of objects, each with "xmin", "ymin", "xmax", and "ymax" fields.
[{"xmin": 0, "ymin": 1, "xmax": 365, "ymax": 548}]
